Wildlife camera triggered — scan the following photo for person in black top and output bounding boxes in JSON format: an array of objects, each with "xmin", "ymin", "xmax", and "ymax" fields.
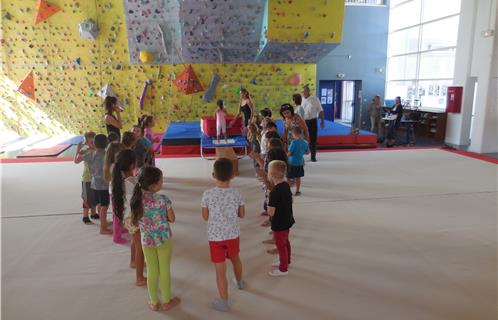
[
  {"xmin": 231, "ymin": 88, "xmax": 254, "ymax": 128},
  {"xmin": 103, "ymin": 96, "xmax": 122, "ymax": 140},
  {"xmin": 267, "ymin": 160, "xmax": 295, "ymax": 277},
  {"xmin": 386, "ymin": 96, "xmax": 403, "ymax": 147}
]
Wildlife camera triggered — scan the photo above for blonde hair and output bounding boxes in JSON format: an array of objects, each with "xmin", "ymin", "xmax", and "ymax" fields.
[
  {"xmin": 268, "ymin": 160, "xmax": 287, "ymax": 180},
  {"xmin": 104, "ymin": 142, "xmax": 124, "ymax": 182}
]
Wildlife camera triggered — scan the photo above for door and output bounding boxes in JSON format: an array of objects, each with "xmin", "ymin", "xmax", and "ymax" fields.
[{"xmin": 340, "ymin": 81, "xmax": 355, "ymax": 124}]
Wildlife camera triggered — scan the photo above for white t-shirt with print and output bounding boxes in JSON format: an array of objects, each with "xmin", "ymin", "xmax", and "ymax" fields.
[{"xmin": 201, "ymin": 187, "xmax": 245, "ymax": 241}]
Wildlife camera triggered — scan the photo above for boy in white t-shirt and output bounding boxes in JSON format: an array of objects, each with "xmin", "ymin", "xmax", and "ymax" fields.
[{"xmin": 201, "ymin": 158, "xmax": 245, "ymax": 312}]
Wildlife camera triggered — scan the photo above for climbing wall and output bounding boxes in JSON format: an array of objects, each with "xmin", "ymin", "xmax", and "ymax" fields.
[
  {"xmin": 0, "ymin": 0, "xmax": 329, "ymax": 136},
  {"xmin": 257, "ymin": 0, "xmax": 345, "ymax": 63},
  {"xmin": 123, "ymin": 0, "xmax": 345, "ymax": 64}
]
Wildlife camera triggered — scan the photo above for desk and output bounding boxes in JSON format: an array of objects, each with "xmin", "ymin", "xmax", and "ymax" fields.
[{"xmin": 381, "ymin": 115, "xmax": 398, "ymax": 142}]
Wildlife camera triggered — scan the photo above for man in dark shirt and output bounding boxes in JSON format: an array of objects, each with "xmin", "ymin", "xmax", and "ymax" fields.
[
  {"xmin": 386, "ymin": 96, "xmax": 404, "ymax": 146},
  {"xmin": 267, "ymin": 160, "xmax": 295, "ymax": 276}
]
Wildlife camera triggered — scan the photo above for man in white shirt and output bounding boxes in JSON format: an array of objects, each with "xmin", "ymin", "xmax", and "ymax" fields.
[{"xmin": 301, "ymin": 85, "xmax": 325, "ymax": 162}]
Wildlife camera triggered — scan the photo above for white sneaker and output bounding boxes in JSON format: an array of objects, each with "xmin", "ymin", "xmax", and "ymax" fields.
[{"xmin": 268, "ymin": 269, "xmax": 288, "ymax": 277}]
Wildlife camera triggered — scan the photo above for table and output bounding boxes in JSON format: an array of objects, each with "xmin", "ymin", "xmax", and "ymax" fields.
[{"xmin": 215, "ymin": 147, "xmax": 239, "ymax": 176}]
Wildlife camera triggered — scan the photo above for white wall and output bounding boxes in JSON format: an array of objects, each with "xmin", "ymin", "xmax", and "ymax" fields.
[{"xmin": 446, "ymin": 0, "xmax": 498, "ymax": 153}]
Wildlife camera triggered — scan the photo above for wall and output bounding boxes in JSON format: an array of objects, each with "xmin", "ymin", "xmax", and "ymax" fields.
[
  {"xmin": 0, "ymin": 0, "xmax": 317, "ymax": 136},
  {"xmin": 316, "ymin": 4, "xmax": 389, "ymax": 129},
  {"xmin": 447, "ymin": 0, "xmax": 497, "ymax": 153}
]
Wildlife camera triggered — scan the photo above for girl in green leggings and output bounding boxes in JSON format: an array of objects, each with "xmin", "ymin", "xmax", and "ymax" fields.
[{"xmin": 130, "ymin": 166, "xmax": 181, "ymax": 311}]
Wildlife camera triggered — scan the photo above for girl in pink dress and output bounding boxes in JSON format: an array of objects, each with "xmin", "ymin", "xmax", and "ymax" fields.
[{"xmin": 214, "ymin": 100, "xmax": 228, "ymax": 143}]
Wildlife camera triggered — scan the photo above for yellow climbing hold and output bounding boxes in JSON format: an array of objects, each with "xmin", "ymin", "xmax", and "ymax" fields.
[{"xmin": 139, "ymin": 51, "xmax": 155, "ymax": 63}]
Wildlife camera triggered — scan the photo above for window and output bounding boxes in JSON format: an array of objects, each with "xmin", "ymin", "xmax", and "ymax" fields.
[
  {"xmin": 389, "ymin": 0, "xmax": 421, "ymax": 31},
  {"xmin": 419, "ymin": 48, "xmax": 456, "ymax": 79},
  {"xmin": 386, "ymin": 0, "xmax": 461, "ymax": 110},
  {"xmin": 388, "ymin": 26, "xmax": 420, "ymax": 56},
  {"xmin": 387, "ymin": 54, "xmax": 418, "ymax": 80},
  {"xmin": 420, "ymin": 16, "xmax": 459, "ymax": 51},
  {"xmin": 345, "ymin": 0, "xmax": 386, "ymax": 5},
  {"xmin": 422, "ymin": 0, "xmax": 461, "ymax": 22}
]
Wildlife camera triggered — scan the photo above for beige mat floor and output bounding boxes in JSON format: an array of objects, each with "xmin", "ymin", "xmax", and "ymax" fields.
[{"xmin": 1, "ymin": 149, "xmax": 497, "ymax": 320}]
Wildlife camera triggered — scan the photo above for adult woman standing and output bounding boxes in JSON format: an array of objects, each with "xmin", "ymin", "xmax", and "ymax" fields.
[
  {"xmin": 367, "ymin": 95, "xmax": 382, "ymax": 135},
  {"xmin": 280, "ymin": 103, "xmax": 309, "ymax": 148},
  {"xmin": 103, "ymin": 96, "xmax": 122, "ymax": 140},
  {"xmin": 231, "ymin": 88, "xmax": 254, "ymax": 128}
]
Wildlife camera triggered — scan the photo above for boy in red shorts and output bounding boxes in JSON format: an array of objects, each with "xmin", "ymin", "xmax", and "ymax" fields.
[{"xmin": 201, "ymin": 158, "xmax": 245, "ymax": 312}]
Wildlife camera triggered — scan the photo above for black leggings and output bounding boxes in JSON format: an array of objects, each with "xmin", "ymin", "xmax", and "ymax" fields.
[{"xmin": 305, "ymin": 119, "xmax": 318, "ymax": 160}]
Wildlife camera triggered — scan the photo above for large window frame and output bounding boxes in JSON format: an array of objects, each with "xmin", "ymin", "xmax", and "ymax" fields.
[{"xmin": 385, "ymin": 0, "xmax": 461, "ymax": 109}]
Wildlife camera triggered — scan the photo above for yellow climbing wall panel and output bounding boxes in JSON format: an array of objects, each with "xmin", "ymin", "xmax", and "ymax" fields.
[
  {"xmin": 0, "ymin": 0, "xmax": 316, "ymax": 136},
  {"xmin": 267, "ymin": 0, "xmax": 345, "ymax": 43}
]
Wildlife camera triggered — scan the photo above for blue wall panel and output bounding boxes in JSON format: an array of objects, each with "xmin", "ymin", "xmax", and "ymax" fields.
[{"xmin": 317, "ymin": 4, "xmax": 389, "ymax": 129}]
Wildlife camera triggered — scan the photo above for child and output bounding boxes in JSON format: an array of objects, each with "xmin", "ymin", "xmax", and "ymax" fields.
[
  {"xmin": 246, "ymin": 123, "xmax": 261, "ymax": 176},
  {"xmin": 267, "ymin": 160, "xmax": 295, "ymax": 276},
  {"xmin": 74, "ymin": 131, "xmax": 98, "ymax": 224},
  {"xmin": 287, "ymin": 126, "xmax": 309, "ymax": 196},
  {"xmin": 122, "ymin": 131, "xmax": 137, "ymax": 149},
  {"xmin": 260, "ymin": 136, "xmax": 287, "ymax": 231},
  {"xmin": 111, "ymin": 149, "xmax": 147, "ymax": 286},
  {"xmin": 141, "ymin": 115, "xmax": 160, "ymax": 144},
  {"xmin": 130, "ymin": 167, "xmax": 180, "ymax": 311},
  {"xmin": 104, "ymin": 142, "xmax": 124, "ymax": 183},
  {"xmin": 214, "ymin": 99, "xmax": 228, "ymax": 143},
  {"xmin": 141, "ymin": 115, "xmax": 159, "ymax": 166},
  {"xmin": 108, "ymin": 132, "xmax": 119, "ymax": 143},
  {"xmin": 259, "ymin": 120, "xmax": 277, "ymax": 158},
  {"xmin": 103, "ymin": 142, "xmax": 126, "ymax": 242},
  {"xmin": 132, "ymin": 125, "xmax": 147, "ymax": 168},
  {"xmin": 260, "ymin": 108, "xmax": 272, "ymax": 119},
  {"xmin": 201, "ymin": 158, "xmax": 245, "ymax": 312},
  {"xmin": 75, "ymin": 134, "xmax": 112, "ymax": 234}
]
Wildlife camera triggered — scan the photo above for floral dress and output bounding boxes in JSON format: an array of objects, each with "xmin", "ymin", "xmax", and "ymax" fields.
[
  {"xmin": 285, "ymin": 115, "xmax": 300, "ymax": 146},
  {"xmin": 139, "ymin": 192, "xmax": 173, "ymax": 247}
]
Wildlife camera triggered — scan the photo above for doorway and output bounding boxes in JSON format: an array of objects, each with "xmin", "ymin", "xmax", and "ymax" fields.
[{"xmin": 318, "ymin": 80, "xmax": 362, "ymax": 127}]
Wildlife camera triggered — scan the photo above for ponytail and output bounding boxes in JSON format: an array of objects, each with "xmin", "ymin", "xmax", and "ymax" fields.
[
  {"xmin": 111, "ymin": 164, "xmax": 125, "ymax": 222},
  {"xmin": 130, "ymin": 183, "xmax": 144, "ymax": 226},
  {"xmin": 111, "ymin": 149, "xmax": 137, "ymax": 223}
]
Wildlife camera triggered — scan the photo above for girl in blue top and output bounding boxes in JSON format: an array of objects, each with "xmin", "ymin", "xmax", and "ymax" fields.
[
  {"xmin": 130, "ymin": 167, "xmax": 181, "ymax": 311},
  {"xmin": 287, "ymin": 126, "xmax": 309, "ymax": 196}
]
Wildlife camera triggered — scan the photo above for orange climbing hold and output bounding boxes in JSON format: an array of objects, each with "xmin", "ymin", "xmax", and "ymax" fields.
[
  {"xmin": 34, "ymin": 0, "xmax": 60, "ymax": 25},
  {"xmin": 174, "ymin": 65, "xmax": 204, "ymax": 95},
  {"xmin": 17, "ymin": 71, "xmax": 35, "ymax": 100}
]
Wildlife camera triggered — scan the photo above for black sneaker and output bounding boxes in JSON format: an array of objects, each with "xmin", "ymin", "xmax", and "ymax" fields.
[
  {"xmin": 311, "ymin": 158, "xmax": 317, "ymax": 162},
  {"xmin": 90, "ymin": 214, "xmax": 100, "ymax": 220},
  {"xmin": 82, "ymin": 217, "xmax": 93, "ymax": 225}
]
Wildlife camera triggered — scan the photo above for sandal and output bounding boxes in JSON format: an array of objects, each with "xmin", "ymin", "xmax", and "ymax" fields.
[
  {"xmin": 161, "ymin": 297, "xmax": 181, "ymax": 311},
  {"xmin": 136, "ymin": 277, "xmax": 147, "ymax": 287},
  {"xmin": 260, "ymin": 220, "xmax": 270, "ymax": 227},
  {"xmin": 148, "ymin": 302, "xmax": 159, "ymax": 311},
  {"xmin": 266, "ymin": 248, "xmax": 278, "ymax": 255}
]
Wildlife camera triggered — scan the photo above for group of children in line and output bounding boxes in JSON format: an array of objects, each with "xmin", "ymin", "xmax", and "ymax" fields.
[{"xmin": 74, "ymin": 102, "xmax": 309, "ymax": 313}]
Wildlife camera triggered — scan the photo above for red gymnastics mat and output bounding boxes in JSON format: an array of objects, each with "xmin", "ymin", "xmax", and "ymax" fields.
[{"xmin": 16, "ymin": 144, "xmax": 72, "ymax": 158}]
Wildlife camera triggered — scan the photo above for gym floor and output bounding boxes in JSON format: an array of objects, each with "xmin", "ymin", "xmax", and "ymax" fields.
[{"xmin": 2, "ymin": 149, "xmax": 497, "ymax": 320}]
